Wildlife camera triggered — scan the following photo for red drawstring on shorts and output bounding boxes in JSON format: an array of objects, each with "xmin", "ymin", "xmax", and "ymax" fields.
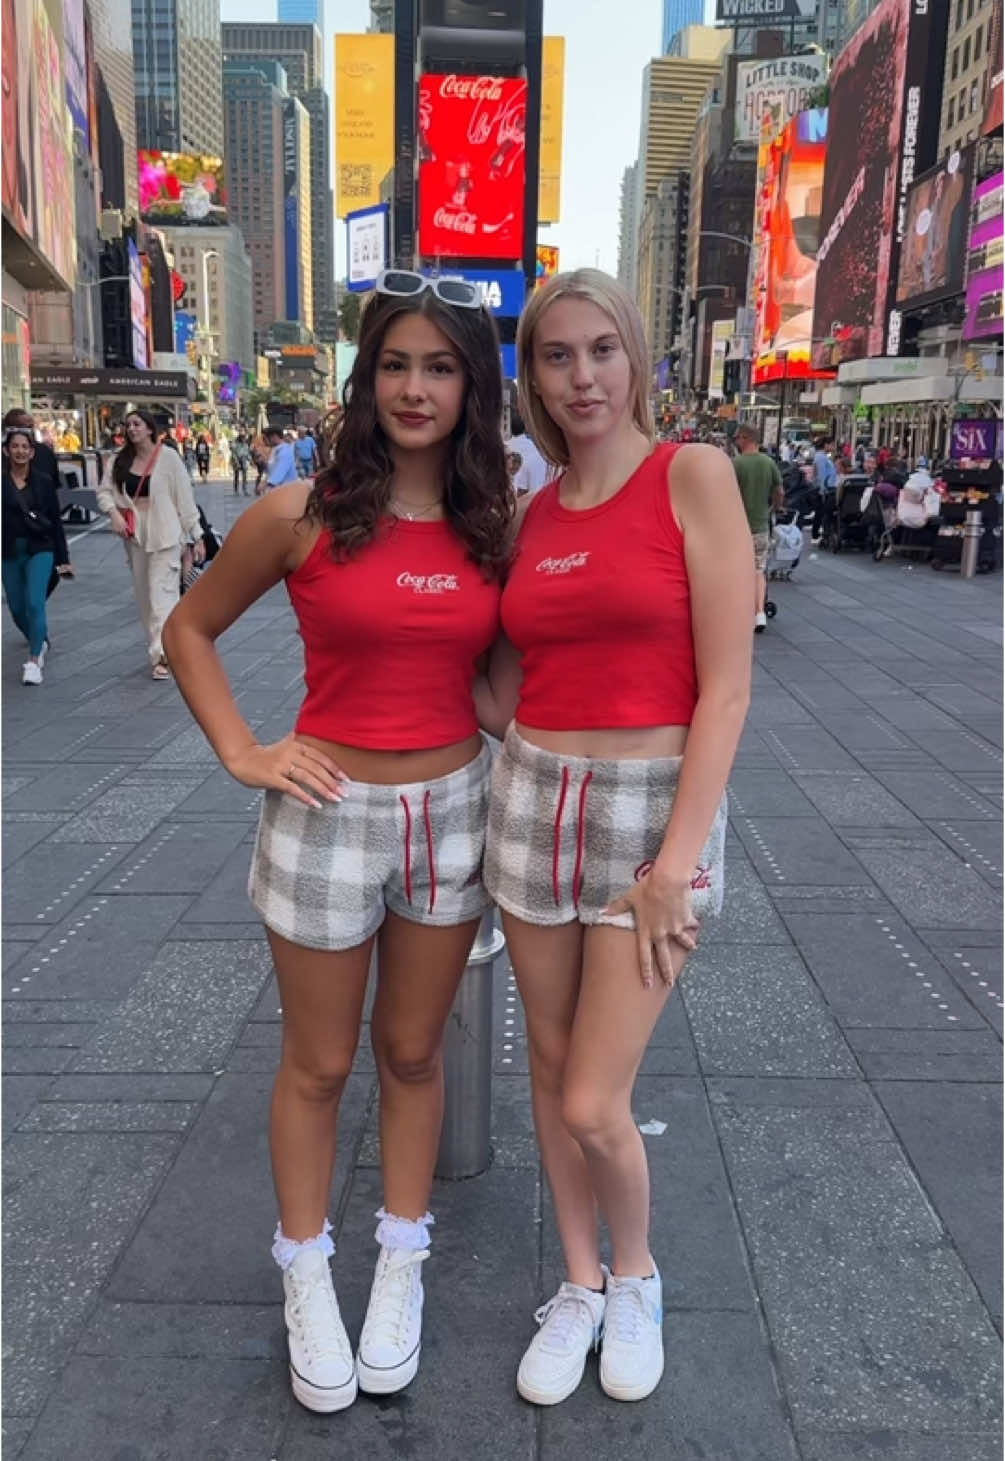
[
  {"xmin": 400, "ymin": 792, "xmax": 437, "ymax": 912},
  {"xmin": 423, "ymin": 789, "xmax": 437, "ymax": 914},
  {"xmin": 400, "ymin": 794, "xmax": 414, "ymax": 905},
  {"xmin": 552, "ymin": 765, "xmax": 571, "ymax": 906},
  {"xmin": 572, "ymin": 771, "xmax": 593, "ymax": 909}
]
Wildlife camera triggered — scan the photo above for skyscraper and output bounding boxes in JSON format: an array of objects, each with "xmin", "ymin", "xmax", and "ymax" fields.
[
  {"xmin": 132, "ymin": 0, "xmax": 224, "ymax": 155},
  {"xmin": 221, "ymin": 22, "xmax": 332, "ymax": 324},
  {"xmin": 662, "ymin": 0, "xmax": 704, "ymax": 53},
  {"xmin": 278, "ymin": 0, "xmax": 323, "ymax": 24},
  {"xmin": 223, "ymin": 60, "xmax": 288, "ymax": 339}
]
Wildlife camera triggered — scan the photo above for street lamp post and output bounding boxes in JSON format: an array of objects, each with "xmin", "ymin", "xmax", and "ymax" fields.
[{"xmin": 200, "ymin": 248, "xmax": 219, "ymax": 424}]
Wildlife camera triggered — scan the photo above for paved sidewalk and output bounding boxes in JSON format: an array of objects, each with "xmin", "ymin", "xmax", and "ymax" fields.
[{"xmin": 3, "ymin": 483, "xmax": 1002, "ymax": 1460}]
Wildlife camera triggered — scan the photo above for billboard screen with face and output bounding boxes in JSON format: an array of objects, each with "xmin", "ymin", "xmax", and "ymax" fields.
[
  {"xmin": 138, "ymin": 151, "xmax": 227, "ymax": 224},
  {"xmin": 895, "ymin": 147, "xmax": 973, "ymax": 311},
  {"xmin": 418, "ymin": 74, "xmax": 526, "ymax": 262},
  {"xmin": 752, "ymin": 109, "xmax": 829, "ymax": 385},
  {"xmin": 963, "ymin": 171, "xmax": 1004, "ymax": 341}
]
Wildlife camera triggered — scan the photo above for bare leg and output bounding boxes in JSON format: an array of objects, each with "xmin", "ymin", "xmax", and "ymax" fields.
[
  {"xmin": 755, "ymin": 569, "xmax": 767, "ymax": 615},
  {"xmin": 268, "ymin": 928, "xmax": 373, "ymax": 1241},
  {"xmin": 562, "ymin": 925, "xmax": 688, "ymax": 1277},
  {"xmin": 370, "ymin": 911, "xmax": 481, "ymax": 1220},
  {"xmin": 502, "ymin": 913, "xmax": 604, "ymax": 1290}
]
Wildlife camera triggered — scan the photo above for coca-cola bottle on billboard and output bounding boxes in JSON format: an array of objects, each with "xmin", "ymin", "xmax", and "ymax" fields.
[
  {"xmin": 418, "ymin": 90, "xmax": 436, "ymax": 163},
  {"xmin": 451, "ymin": 160, "xmax": 473, "ymax": 208}
]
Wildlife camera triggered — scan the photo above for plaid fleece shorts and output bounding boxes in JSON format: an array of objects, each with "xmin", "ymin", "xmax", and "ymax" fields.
[
  {"xmin": 248, "ymin": 742, "xmax": 493, "ymax": 951},
  {"xmin": 483, "ymin": 727, "xmax": 726, "ymax": 928}
]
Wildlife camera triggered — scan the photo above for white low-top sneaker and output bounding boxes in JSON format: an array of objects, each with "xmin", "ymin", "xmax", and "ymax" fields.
[
  {"xmin": 516, "ymin": 1281, "xmax": 606, "ymax": 1406},
  {"xmin": 283, "ymin": 1247, "xmax": 357, "ymax": 1412},
  {"xmin": 21, "ymin": 661, "xmax": 42, "ymax": 685},
  {"xmin": 356, "ymin": 1245, "xmax": 429, "ymax": 1395},
  {"xmin": 600, "ymin": 1267, "xmax": 664, "ymax": 1402}
]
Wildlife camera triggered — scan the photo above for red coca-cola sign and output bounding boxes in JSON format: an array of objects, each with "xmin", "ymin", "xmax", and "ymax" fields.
[{"xmin": 418, "ymin": 74, "xmax": 526, "ymax": 262}]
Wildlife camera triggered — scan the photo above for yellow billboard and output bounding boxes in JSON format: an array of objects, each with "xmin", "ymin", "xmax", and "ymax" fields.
[
  {"xmin": 538, "ymin": 36, "xmax": 564, "ymax": 225},
  {"xmin": 335, "ymin": 33, "xmax": 395, "ymax": 217}
]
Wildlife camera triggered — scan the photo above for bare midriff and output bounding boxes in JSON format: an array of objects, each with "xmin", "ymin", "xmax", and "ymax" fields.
[
  {"xmin": 296, "ymin": 732, "xmax": 483, "ymax": 785},
  {"xmin": 514, "ymin": 723, "xmax": 689, "ymax": 760}
]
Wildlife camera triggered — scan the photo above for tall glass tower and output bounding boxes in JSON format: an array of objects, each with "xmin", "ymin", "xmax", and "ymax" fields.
[
  {"xmin": 277, "ymin": 0, "xmax": 323, "ymax": 25},
  {"xmin": 662, "ymin": 0, "xmax": 704, "ymax": 52}
]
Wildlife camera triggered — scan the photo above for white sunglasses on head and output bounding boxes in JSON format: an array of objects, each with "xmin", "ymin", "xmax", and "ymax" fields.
[{"xmin": 375, "ymin": 269, "xmax": 483, "ymax": 309}]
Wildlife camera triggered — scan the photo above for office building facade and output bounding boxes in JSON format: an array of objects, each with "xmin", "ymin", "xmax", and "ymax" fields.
[
  {"xmin": 662, "ymin": 0, "xmax": 704, "ymax": 53},
  {"xmin": 940, "ymin": 0, "xmax": 997, "ymax": 155},
  {"xmin": 637, "ymin": 174, "xmax": 689, "ymax": 369},
  {"xmin": 223, "ymin": 61, "xmax": 288, "ymax": 340},
  {"xmin": 283, "ymin": 97, "xmax": 314, "ymax": 329},
  {"xmin": 133, "ymin": 0, "xmax": 224, "ymax": 155},
  {"xmin": 162, "ymin": 222, "xmax": 255, "ymax": 369},
  {"xmin": 278, "ymin": 0, "xmax": 323, "ymax": 23}
]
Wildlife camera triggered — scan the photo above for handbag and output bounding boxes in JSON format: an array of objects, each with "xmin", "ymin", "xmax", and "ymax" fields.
[{"xmin": 120, "ymin": 446, "xmax": 161, "ymax": 538}]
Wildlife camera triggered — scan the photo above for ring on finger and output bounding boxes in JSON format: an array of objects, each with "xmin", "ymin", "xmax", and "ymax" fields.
[{"xmin": 288, "ymin": 763, "xmax": 296, "ymax": 779}]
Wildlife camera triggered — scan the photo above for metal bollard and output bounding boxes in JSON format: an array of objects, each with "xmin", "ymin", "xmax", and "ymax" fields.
[
  {"xmin": 435, "ymin": 910, "xmax": 506, "ymax": 1180},
  {"xmin": 961, "ymin": 507, "xmax": 982, "ymax": 579}
]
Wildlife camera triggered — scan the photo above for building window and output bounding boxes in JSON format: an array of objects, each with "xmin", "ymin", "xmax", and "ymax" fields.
[
  {"xmin": 967, "ymin": 0, "xmax": 974, "ymax": 16},
  {"xmin": 956, "ymin": 0, "xmax": 964, "ymax": 26},
  {"xmin": 952, "ymin": 46, "xmax": 960, "ymax": 78},
  {"xmin": 948, "ymin": 96, "xmax": 956, "ymax": 126},
  {"xmin": 963, "ymin": 36, "xmax": 971, "ymax": 68},
  {"xmin": 975, "ymin": 24, "xmax": 983, "ymax": 57},
  {"xmin": 970, "ymin": 78, "xmax": 979, "ymax": 111}
]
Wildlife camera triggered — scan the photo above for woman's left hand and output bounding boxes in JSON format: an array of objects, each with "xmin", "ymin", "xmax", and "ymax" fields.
[
  {"xmin": 56, "ymin": 564, "xmax": 75, "ymax": 579},
  {"xmin": 604, "ymin": 864, "xmax": 700, "ymax": 990},
  {"xmin": 191, "ymin": 540, "xmax": 206, "ymax": 565}
]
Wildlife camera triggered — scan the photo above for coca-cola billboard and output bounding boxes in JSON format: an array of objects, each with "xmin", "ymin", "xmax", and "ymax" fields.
[{"xmin": 418, "ymin": 73, "xmax": 526, "ymax": 262}]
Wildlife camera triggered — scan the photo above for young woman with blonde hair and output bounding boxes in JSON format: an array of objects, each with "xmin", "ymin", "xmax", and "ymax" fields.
[{"xmin": 478, "ymin": 269, "xmax": 753, "ymax": 1406}]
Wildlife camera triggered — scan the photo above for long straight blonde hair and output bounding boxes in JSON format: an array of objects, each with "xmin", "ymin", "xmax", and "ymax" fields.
[{"xmin": 516, "ymin": 269, "xmax": 655, "ymax": 468}]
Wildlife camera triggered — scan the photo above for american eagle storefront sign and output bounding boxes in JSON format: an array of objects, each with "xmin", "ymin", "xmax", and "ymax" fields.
[{"xmin": 418, "ymin": 74, "xmax": 527, "ymax": 262}]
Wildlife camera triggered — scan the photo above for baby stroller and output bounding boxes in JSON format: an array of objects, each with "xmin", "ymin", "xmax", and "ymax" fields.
[
  {"xmin": 766, "ymin": 509, "xmax": 803, "ymax": 580},
  {"xmin": 824, "ymin": 473, "xmax": 884, "ymax": 554},
  {"xmin": 180, "ymin": 506, "xmax": 223, "ymax": 594}
]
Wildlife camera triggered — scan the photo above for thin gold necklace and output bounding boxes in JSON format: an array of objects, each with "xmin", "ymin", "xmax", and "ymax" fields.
[{"xmin": 390, "ymin": 497, "xmax": 442, "ymax": 520}]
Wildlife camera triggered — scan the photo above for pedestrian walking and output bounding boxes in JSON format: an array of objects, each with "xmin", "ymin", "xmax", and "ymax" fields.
[
  {"xmin": 195, "ymin": 435, "xmax": 211, "ymax": 481},
  {"xmin": 506, "ymin": 406, "xmax": 551, "ymax": 495},
  {"xmin": 260, "ymin": 426, "xmax": 299, "ymax": 492},
  {"xmin": 811, "ymin": 438, "xmax": 839, "ymax": 542},
  {"xmin": 96, "ymin": 409, "xmax": 205, "ymax": 679},
  {"xmin": 294, "ymin": 426, "xmax": 319, "ymax": 479},
  {"xmin": 251, "ymin": 433, "xmax": 269, "ymax": 490},
  {"xmin": 732, "ymin": 423, "xmax": 785, "ymax": 633},
  {"xmin": 476, "ymin": 269, "xmax": 752, "ymax": 1408},
  {"xmin": 231, "ymin": 433, "xmax": 252, "ymax": 494},
  {"xmin": 162, "ymin": 269, "xmax": 513, "ymax": 1413},
  {"xmin": 2, "ymin": 426, "xmax": 74, "ymax": 684}
]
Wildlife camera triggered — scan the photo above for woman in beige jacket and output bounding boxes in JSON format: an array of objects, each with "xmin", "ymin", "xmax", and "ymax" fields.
[{"xmin": 97, "ymin": 410, "xmax": 205, "ymax": 678}]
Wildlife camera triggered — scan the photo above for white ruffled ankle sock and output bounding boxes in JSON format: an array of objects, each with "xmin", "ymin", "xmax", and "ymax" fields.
[
  {"xmin": 373, "ymin": 1207, "xmax": 434, "ymax": 1252},
  {"xmin": 271, "ymin": 1217, "xmax": 335, "ymax": 1270}
]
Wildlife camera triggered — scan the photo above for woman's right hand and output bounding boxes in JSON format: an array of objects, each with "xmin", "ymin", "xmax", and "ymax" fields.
[
  {"xmin": 225, "ymin": 732, "xmax": 349, "ymax": 810},
  {"xmin": 109, "ymin": 508, "xmax": 130, "ymax": 538}
]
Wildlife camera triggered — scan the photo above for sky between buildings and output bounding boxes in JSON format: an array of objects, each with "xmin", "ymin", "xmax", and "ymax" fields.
[{"xmin": 220, "ymin": 0, "xmax": 671, "ymax": 276}]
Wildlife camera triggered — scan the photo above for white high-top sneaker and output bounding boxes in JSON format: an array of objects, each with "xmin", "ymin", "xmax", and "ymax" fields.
[
  {"xmin": 282, "ymin": 1247, "xmax": 357, "ymax": 1412},
  {"xmin": 356, "ymin": 1245, "xmax": 429, "ymax": 1395},
  {"xmin": 600, "ymin": 1267, "xmax": 664, "ymax": 1402},
  {"xmin": 516, "ymin": 1281, "xmax": 606, "ymax": 1406}
]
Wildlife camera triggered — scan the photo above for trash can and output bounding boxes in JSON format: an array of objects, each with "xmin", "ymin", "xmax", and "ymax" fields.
[{"xmin": 435, "ymin": 910, "xmax": 506, "ymax": 1181}]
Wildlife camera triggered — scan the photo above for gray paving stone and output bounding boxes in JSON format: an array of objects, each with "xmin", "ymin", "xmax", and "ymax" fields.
[
  {"xmin": 865, "ymin": 696, "xmax": 962, "ymax": 732},
  {"xmin": 93, "ymin": 820, "xmax": 250, "ymax": 895},
  {"xmin": 2, "ymin": 763, "xmax": 128, "ymax": 813},
  {"xmin": 682, "ymin": 945, "xmax": 857, "ymax": 1077},
  {"xmin": 2, "ymin": 1047, "xmax": 77, "ymax": 1075},
  {"xmin": 872, "ymin": 769, "xmax": 999, "ymax": 820},
  {"xmin": 76, "ymin": 1298, "xmax": 281, "ymax": 1360},
  {"xmin": 924, "ymin": 818, "xmax": 1004, "ymax": 888},
  {"xmin": 20, "ymin": 1101, "xmax": 201, "ymax": 1132},
  {"xmin": 842, "ymin": 1026, "xmax": 1003, "ymax": 1082},
  {"xmin": 924, "ymin": 943, "xmax": 1004, "ymax": 1036},
  {"xmin": 727, "ymin": 768, "xmax": 817, "ymax": 817},
  {"xmin": 0, "ymin": 843, "xmax": 131, "ymax": 924},
  {"xmin": 3, "ymin": 1021, "xmax": 96, "ymax": 1049},
  {"xmin": 71, "ymin": 941, "xmax": 272, "ymax": 1073},
  {"xmin": 733, "ymin": 816, "xmax": 871, "ymax": 886},
  {"xmin": 182, "ymin": 840, "xmax": 259, "ymax": 923},
  {"xmin": 2, "ymin": 1131, "xmax": 179, "ymax": 1414},
  {"xmin": 172, "ymin": 767, "xmax": 264, "ymax": 819},
  {"xmin": 64, "ymin": 710, "xmax": 190, "ymax": 751},
  {"xmin": 759, "ymin": 726, "xmax": 861, "ymax": 771},
  {"xmin": 3, "ymin": 998, "xmax": 116, "ymax": 1024},
  {"xmin": 712, "ymin": 1099, "xmax": 1002, "ymax": 1433},
  {"xmin": 873, "ymin": 1080, "xmax": 1002, "ymax": 1323},
  {"xmin": 48, "ymin": 780, "xmax": 203, "ymax": 842},
  {"xmin": 50, "ymin": 1072, "xmax": 215, "ymax": 1101},
  {"xmin": 819, "ymin": 712, "xmax": 913, "ymax": 753},
  {"xmin": 17, "ymin": 1356, "xmax": 286, "ymax": 1461},
  {"xmin": 1, "ymin": 895, "xmax": 192, "ymax": 1003},
  {"xmin": 782, "ymin": 912, "xmax": 985, "ymax": 1030},
  {"xmin": 1, "ymin": 817, "xmax": 67, "ymax": 867},
  {"xmin": 848, "ymin": 836, "xmax": 1001, "ymax": 931},
  {"xmin": 2, "ymin": 1076, "xmax": 53, "ymax": 1135},
  {"xmin": 536, "ymin": 1309, "xmax": 800, "ymax": 1461},
  {"xmin": 107, "ymin": 1070, "xmax": 374, "ymax": 1303},
  {"xmin": 1, "ymin": 1419, "xmax": 33, "ymax": 1458},
  {"xmin": 797, "ymin": 1430, "xmax": 1004, "ymax": 1461},
  {"xmin": 904, "ymin": 729, "xmax": 1004, "ymax": 774},
  {"xmin": 790, "ymin": 771, "xmax": 923, "ymax": 828},
  {"xmin": 2, "ymin": 942, "xmax": 37, "ymax": 970}
]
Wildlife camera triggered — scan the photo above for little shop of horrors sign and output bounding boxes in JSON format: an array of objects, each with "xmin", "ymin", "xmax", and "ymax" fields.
[{"xmin": 734, "ymin": 54, "xmax": 828, "ymax": 145}]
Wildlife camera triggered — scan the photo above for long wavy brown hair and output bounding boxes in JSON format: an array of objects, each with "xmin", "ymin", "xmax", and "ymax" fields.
[{"xmin": 305, "ymin": 290, "xmax": 513, "ymax": 578}]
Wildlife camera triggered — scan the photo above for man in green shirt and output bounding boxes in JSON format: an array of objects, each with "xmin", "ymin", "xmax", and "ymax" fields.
[{"xmin": 733, "ymin": 424, "xmax": 785, "ymax": 633}]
